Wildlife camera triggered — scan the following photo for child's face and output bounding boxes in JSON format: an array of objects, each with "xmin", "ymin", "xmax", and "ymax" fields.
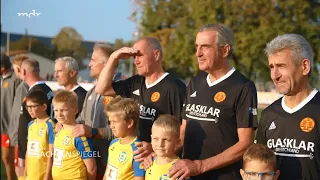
[
  {"xmin": 240, "ymin": 160, "xmax": 280, "ymax": 180},
  {"xmin": 26, "ymin": 100, "xmax": 47, "ymax": 119},
  {"xmin": 53, "ymin": 102, "xmax": 77, "ymax": 125},
  {"xmin": 108, "ymin": 112, "xmax": 133, "ymax": 138},
  {"xmin": 151, "ymin": 126, "xmax": 180, "ymax": 158}
]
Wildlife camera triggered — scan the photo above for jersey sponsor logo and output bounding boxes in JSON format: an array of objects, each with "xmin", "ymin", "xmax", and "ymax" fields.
[
  {"xmin": 102, "ymin": 96, "xmax": 111, "ymax": 105},
  {"xmin": 62, "ymin": 136, "xmax": 71, "ymax": 145},
  {"xmin": 249, "ymin": 107, "xmax": 257, "ymax": 115},
  {"xmin": 190, "ymin": 91, "xmax": 197, "ymax": 97},
  {"xmin": 300, "ymin": 117, "xmax": 315, "ymax": 132},
  {"xmin": 27, "ymin": 140, "xmax": 40, "ymax": 156},
  {"xmin": 185, "ymin": 104, "xmax": 221, "ymax": 121},
  {"xmin": 214, "ymin": 92, "xmax": 226, "ymax": 103},
  {"xmin": 151, "ymin": 92, "xmax": 160, "ymax": 102},
  {"xmin": 38, "ymin": 128, "xmax": 45, "ymax": 136},
  {"xmin": 140, "ymin": 105, "xmax": 156, "ymax": 120},
  {"xmin": 133, "ymin": 89, "xmax": 140, "ymax": 96},
  {"xmin": 269, "ymin": 121, "xmax": 276, "ymax": 130},
  {"xmin": 53, "ymin": 148, "xmax": 64, "ymax": 166},
  {"xmin": 105, "ymin": 164, "xmax": 118, "ymax": 180},
  {"xmin": 3, "ymin": 81, "xmax": 8, "ymax": 88},
  {"xmin": 118, "ymin": 152, "xmax": 127, "ymax": 162},
  {"xmin": 267, "ymin": 138, "xmax": 315, "ymax": 158}
]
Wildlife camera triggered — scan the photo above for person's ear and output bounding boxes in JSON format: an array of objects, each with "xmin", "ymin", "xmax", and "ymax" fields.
[
  {"xmin": 301, "ymin": 59, "xmax": 311, "ymax": 76},
  {"xmin": 240, "ymin": 169, "xmax": 246, "ymax": 179},
  {"xmin": 127, "ymin": 119, "xmax": 134, "ymax": 129},
  {"xmin": 274, "ymin": 170, "xmax": 280, "ymax": 180},
  {"xmin": 41, "ymin": 104, "xmax": 48, "ymax": 111},
  {"xmin": 221, "ymin": 44, "xmax": 231, "ymax": 59},
  {"xmin": 69, "ymin": 69, "xmax": 77, "ymax": 77},
  {"xmin": 154, "ymin": 50, "xmax": 161, "ymax": 62}
]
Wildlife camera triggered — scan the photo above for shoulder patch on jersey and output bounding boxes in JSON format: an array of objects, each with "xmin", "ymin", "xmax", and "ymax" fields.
[
  {"xmin": 214, "ymin": 91, "xmax": 226, "ymax": 103},
  {"xmin": 133, "ymin": 89, "xmax": 140, "ymax": 96},
  {"xmin": 151, "ymin": 92, "xmax": 160, "ymax": 102},
  {"xmin": 3, "ymin": 81, "xmax": 8, "ymax": 88},
  {"xmin": 190, "ymin": 91, "xmax": 197, "ymax": 97},
  {"xmin": 269, "ymin": 121, "xmax": 276, "ymax": 130},
  {"xmin": 102, "ymin": 96, "xmax": 111, "ymax": 105},
  {"xmin": 300, "ymin": 117, "xmax": 315, "ymax": 132}
]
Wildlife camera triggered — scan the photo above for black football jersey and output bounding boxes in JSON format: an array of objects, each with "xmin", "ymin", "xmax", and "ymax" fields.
[
  {"xmin": 18, "ymin": 82, "xmax": 54, "ymax": 159},
  {"xmin": 112, "ymin": 73, "xmax": 186, "ymax": 142},
  {"xmin": 72, "ymin": 85, "xmax": 87, "ymax": 117},
  {"xmin": 182, "ymin": 69, "xmax": 258, "ymax": 180},
  {"xmin": 256, "ymin": 89, "xmax": 320, "ymax": 180}
]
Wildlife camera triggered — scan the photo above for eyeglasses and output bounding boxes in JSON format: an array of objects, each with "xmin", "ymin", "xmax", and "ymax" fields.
[
  {"xmin": 243, "ymin": 170, "xmax": 276, "ymax": 180},
  {"xmin": 25, "ymin": 104, "xmax": 42, "ymax": 110}
]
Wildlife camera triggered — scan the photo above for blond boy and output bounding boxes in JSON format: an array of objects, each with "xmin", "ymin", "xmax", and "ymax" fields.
[
  {"xmin": 145, "ymin": 115, "xmax": 182, "ymax": 180},
  {"xmin": 240, "ymin": 144, "xmax": 280, "ymax": 180},
  {"xmin": 52, "ymin": 90, "xmax": 97, "ymax": 180},
  {"xmin": 103, "ymin": 96, "xmax": 145, "ymax": 180}
]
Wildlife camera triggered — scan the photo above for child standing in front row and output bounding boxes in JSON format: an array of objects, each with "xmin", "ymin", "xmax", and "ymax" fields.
[
  {"xmin": 103, "ymin": 96, "xmax": 145, "ymax": 180},
  {"xmin": 25, "ymin": 89, "xmax": 55, "ymax": 180},
  {"xmin": 145, "ymin": 114, "xmax": 182, "ymax": 180},
  {"xmin": 240, "ymin": 144, "xmax": 280, "ymax": 180},
  {"xmin": 52, "ymin": 90, "xmax": 97, "ymax": 180}
]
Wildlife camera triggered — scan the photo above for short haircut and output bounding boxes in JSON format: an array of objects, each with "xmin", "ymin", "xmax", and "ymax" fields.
[
  {"xmin": 198, "ymin": 24, "xmax": 235, "ymax": 58},
  {"xmin": 264, "ymin": 34, "xmax": 313, "ymax": 76},
  {"xmin": 52, "ymin": 90, "xmax": 78, "ymax": 109},
  {"xmin": 1, "ymin": 53, "xmax": 12, "ymax": 69},
  {"xmin": 93, "ymin": 43, "xmax": 114, "ymax": 63},
  {"xmin": 12, "ymin": 54, "xmax": 29, "ymax": 67},
  {"xmin": 152, "ymin": 114, "xmax": 180, "ymax": 138},
  {"xmin": 55, "ymin": 56, "xmax": 79, "ymax": 72},
  {"xmin": 243, "ymin": 144, "xmax": 277, "ymax": 171},
  {"xmin": 25, "ymin": 89, "xmax": 49, "ymax": 106},
  {"xmin": 104, "ymin": 96, "xmax": 139, "ymax": 127},
  {"xmin": 22, "ymin": 59, "xmax": 40, "ymax": 73},
  {"xmin": 137, "ymin": 37, "xmax": 163, "ymax": 60}
]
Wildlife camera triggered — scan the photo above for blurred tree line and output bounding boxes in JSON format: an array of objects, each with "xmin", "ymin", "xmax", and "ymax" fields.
[
  {"xmin": 9, "ymin": 27, "xmax": 87, "ymax": 69},
  {"xmin": 130, "ymin": 0, "xmax": 320, "ymax": 87}
]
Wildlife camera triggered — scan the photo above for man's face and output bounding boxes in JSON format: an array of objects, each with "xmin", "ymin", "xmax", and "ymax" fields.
[
  {"xmin": 195, "ymin": 31, "xmax": 221, "ymax": 72},
  {"xmin": 89, "ymin": 49, "xmax": 105, "ymax": 79},
  {"xmin": 268, "ymin": 49, "xmax": 306, "ymax": 95},
  {"xmin": 132, "ymin": 40, "xmax": 156, "ymax": 76},
  {"xmin": 54, "ymin": 61, "xmax": 71, "ymax": 86}
]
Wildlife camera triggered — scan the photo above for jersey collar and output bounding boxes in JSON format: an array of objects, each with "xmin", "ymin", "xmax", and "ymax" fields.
[
  {"xmin": 145, "ymin": 72, "xmax": 169, "ymax": 89},
  {"xmin": 29, "ymin": 81, "xmax": 45, "ymax": 90},
  {"xmin": 206, "ymin": 68, "xmax": 235, "ymax": 87},
  {"xmin": 70, "ymin": 84, "xmax": 80, "ymax": 92},
  {"xmin": 281, "ymin": 88, "xmax": 318, "ymax": 114}
]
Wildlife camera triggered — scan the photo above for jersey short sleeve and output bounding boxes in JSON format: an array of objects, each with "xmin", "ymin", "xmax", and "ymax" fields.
[
  {"xmin": 112, "ymin": 76, "xmax": 139, "ymax": 98},
  {"xmin": 46, "ymin": 120, "xmax": 56, "ymax": 144},
  {"xmin": 131, "ymin": 142, "xmax": 146, "ymax": 177},
  {"xmin": 74, "ymin": 136, "xmax": 94, "ymax": 159},
  {"xmin": 235, "ymin": 81, "xmax": 258, "ymax": 128}
]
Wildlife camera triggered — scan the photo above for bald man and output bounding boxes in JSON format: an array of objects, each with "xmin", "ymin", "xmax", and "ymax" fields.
[{"xmin": 17, "ymin": 59, "xmax": 54, "ymax": 178}]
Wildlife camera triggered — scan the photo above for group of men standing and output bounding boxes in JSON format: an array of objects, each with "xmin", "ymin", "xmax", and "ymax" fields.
[{"xmin": 1, "ymin": 23, "xmax": 319, "ymax": 180}]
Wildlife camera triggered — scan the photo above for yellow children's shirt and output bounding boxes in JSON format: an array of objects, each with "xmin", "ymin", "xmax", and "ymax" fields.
[
  {"xmin": 52, "ymin": 128, "xmax": 94, "ymax": 180},
  {"xmin": 145, "ymin": 157, "xmax": 179, "ymax": 180},
  {"xmin": 26, "ymin": 118, "xmax": 55, "ymax": 180},
  {"xmin": 105, "ymin": 137, "xmax": 145, "ymax": 180}
]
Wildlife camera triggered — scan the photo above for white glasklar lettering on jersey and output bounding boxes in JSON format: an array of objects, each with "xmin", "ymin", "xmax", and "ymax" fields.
[
  {"xmin": 185, "ymin": 104, "xmax": 220, "ymax": 118},
  {"xmin": 267, "ymin": 138, "xmax": 315, "ymax": 159},
  {"xmin": 139, "ymin": 105, "xmax": 156, "ymax": 119}
]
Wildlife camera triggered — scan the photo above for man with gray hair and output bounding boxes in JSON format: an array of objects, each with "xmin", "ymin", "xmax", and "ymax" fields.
[
  {"xmin": 256, "ymin": 34, "xmax": 319, "ymax": 180},
  {"xmin": 169, "ymin": 24, "xmax": 258, "ymax": 180},
  {"xmin": 54, "ymin": 56, "xmax": 87, "ymax": 115},
  {"xmin": 95, "ymin": 37, "xmax": 186, "ymax": 161}
]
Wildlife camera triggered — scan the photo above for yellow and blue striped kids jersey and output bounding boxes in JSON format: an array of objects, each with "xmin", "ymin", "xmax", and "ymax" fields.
[
  {"xmin": 105, "ymin": 137, "xmax": 145, "ymax": 180},
  {"xmin": 52, "ymin": 128, "xmax": 94, "ymax": 180},
  {"xmin": 26, "ymin": 118, "xmax": 55, "ymax": 180},
  {"xmin": 145, "ymin": 157, "xmax": 178, "ymax": 180}
]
